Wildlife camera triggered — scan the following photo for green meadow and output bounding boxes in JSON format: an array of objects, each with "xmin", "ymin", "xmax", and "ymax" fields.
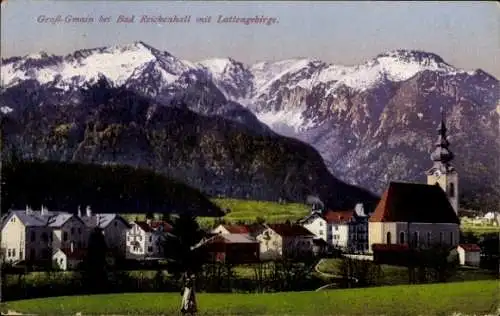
[
  {"xmin": 122, "ymin": 198, "xmax": 310, "ymax": 228},
  {"xmin": 2, "ymin": 280, "xmax": 497, "ymax": 316}
]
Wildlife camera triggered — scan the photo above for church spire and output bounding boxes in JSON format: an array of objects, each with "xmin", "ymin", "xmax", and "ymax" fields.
[{"xmin": 430, "ymin": 107, "xmax": 454, "ymax": 169}]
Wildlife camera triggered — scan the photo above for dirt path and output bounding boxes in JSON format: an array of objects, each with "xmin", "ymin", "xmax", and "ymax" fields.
[{"xmin": 314, "ymin": 258, "xmax": 358, "ymax": 291}]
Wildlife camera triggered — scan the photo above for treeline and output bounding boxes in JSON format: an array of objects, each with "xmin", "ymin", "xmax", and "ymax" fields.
[{"xmin": 1, "ymin": 160, "xmax": 223, "ymax": 216}]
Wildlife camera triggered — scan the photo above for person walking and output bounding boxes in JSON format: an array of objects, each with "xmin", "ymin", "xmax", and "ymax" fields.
[{"xmin": 180, "ymin": 272, "xmax": 197, "ymax": 315}]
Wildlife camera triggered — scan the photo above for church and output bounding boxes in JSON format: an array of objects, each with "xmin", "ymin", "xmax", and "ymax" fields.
[{"xmin": 368, "ymin": 110, "xmax": 461, "ymax": 253}]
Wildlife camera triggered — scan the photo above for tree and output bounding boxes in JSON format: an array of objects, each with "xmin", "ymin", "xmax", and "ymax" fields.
[
  {"xmin": 82, "ymin": 227, "xmax": 108, "ymax": 293},
  {"xmin": 167, "ymin": 213, "xmax": 205, "ymax": 278}
]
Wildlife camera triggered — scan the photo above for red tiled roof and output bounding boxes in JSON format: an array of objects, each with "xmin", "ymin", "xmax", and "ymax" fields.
[
  {"xmin": 268, "ymin": 224, "xmax": 314, "ymax": 237},
  {"xmin": 459, "ymin": 244, "xmax": 481, "ymax": 252},
  {"xmin": 324, "ymin": 210, "xmax": 355, "ymax": 224},
  {"xmin": 150, "ymin": 221, "xmax": 173, "ymax": 232},
  {"xmin": 369, "ymin": 182, "xmax": 460, "ymax": 224},
  {"xmin": 223, "ymin": 225, "xmax": 251, "ymax": 234}
]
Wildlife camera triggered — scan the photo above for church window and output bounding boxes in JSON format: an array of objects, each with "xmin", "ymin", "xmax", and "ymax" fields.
[
  {"xmin": 399, "ymin": 232, "xmax": 405, "ymax": 244},
  {"xmin": 449, "ymin": 183, "xmax": 455, "ymax": 197},
  {"xmin": 386, "ymin": 232, "xmax": 392, "ymax": 244}
]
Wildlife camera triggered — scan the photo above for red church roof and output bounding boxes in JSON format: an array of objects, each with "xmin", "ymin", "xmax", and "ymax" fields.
[{"xmin": 369, "ymin": 182, "xmax": 460, "ymax": 224}]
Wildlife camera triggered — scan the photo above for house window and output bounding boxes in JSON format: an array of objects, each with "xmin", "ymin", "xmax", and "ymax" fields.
[
  {"xmin": 78, "ymin": 228, "xmax": 82, "ymax": 234},
  {"xmin": 319, "ymin": 221, "xmax": 323, "ymax": 227},
  {"xmin": 63, "ymin": 232, "xmax": 68, "ymax": 242},
  {"xmin": 439, "ymin": 232, "xmax": 444, "ymax": 244},
  {"xmin": 148, "ymin": 246, "xmax": 153, "ymax": 253},
  {"xmin": 427, "ymin": 232, "xmax": 432, "ymax": 246},
  {"xmin": 19, "ymin": 251, "xmax": 23, "ymax": 259},
  {"xmin": 450, "ymin": 232, "xmax": 454, "ymax": 245},
  {"xmin": 30, "ymin": 231, "xmax": 36, "ymax": 242},
  {"xmin": 11, "ymin": 217, "xmax": 15, "ymax": 222},
  {"xmin": 449, "ymin": 183, "xmax": 455, "ymax": 198},
  {"xmin": 30, "ymin": 248, "xmax": 35, "ymax": 259},
  {"xmin": 413, "ymin": 232, "xmax": 419, "ymax": 247},
  {"xmin": 149, "ymin": 236, "xmax": 152, "ymax": 242},
  {"xmin": 319, "ymin": 230, "xmax": 324, "ymax": 236},
  {"xmin": 335, "ymin": 225, "xmax": 339, "ymax": 231},
  {"xmin": 7, "ymin": 249, "xmax": 11, "ymax": 257},
  {"xmin": 71, "ymin": 228, "xmax": 75, "ymax": 235},
  {"xmin": 42, "ymin": 232, "xmax": 48, "ymax": 242},
  {"xmin": 399, "ymin": 232, "xmax": 405, "ymax": 244}
]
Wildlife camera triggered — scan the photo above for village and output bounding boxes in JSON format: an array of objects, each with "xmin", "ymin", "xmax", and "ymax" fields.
[{"xmin": 1, "ymin": 116, "xmax": 497, "ymax": 272}]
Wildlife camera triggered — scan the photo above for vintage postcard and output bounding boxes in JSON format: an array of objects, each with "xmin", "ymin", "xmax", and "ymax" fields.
[{"xmin": 0, "ymin": 1, "xmax": 498, "ymax": 315}]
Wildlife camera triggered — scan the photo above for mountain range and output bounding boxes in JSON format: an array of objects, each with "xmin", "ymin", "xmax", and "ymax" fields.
[{"xmin": 1, "ymin": 42, "xmax": 498, "ymax": 211}]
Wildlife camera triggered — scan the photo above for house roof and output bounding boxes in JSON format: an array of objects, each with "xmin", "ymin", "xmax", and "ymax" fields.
[
  {"xmin": 459, "ymin": 244, "xmax": 481, "ymax": 252},
  {"xmin": 298, "ymin": 212, "xmax": 323, "ymax": 224},
  {"xmin": 222, "ymin": 224, "xmax": 250, "ymax": 234},
  {"xmin": 81, "ymin": 213, "xmax": 131, "ymax": 229},
  {"xmin": 133, "ymin": 220, "xmax": 172, "ymax": 234},
  {"xmin": 324, "ymin": 210, "xmax": 355, "ymax": 224},
  {"xmin": 220, "ymin": 234, "xmax": 258, "ymax": 244},
  {"xmin": 3, "ymin": 210, "xmax": 82, "ymax": 228},
  {"xmin": 369, "ymin": 182, "xmax": 460, "ymax": 224},
  {"xmin": 135, "ymin": 221, "xmax": 153, "ymax": 232},
  {"xmin": 267, "ymin": 224, "xmax": 315, "ymax": 237},
  {"xmin": 149, "ymin": 221, "xmax": 173, "ymax": 232}
]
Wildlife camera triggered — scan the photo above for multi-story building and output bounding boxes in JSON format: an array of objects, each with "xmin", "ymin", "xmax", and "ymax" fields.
[{"xmin": 126, "ymin": 220, "xmax": 172, "ymax": 259}]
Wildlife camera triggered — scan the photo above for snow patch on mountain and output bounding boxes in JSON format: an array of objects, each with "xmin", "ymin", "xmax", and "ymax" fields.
[
  {"xmin": 1, "ymin": 42, "xmax": 194, "ymax": 90},
  {"xmin": 256, "ymin": 106, "xmax": 315, "ymax": 135},
  {"xmin": 251, "ymin": 58, "xmax": 314, "ymax": 92}
]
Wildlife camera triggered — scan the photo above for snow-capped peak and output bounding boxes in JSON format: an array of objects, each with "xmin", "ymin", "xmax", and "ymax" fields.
[
  {"xmin": 198, "ymin": 57, "xmax": 236, "ymax": 75},
  {"xmin": 0, "ymin": 41, "xmax": 193, "ymax": 90}
]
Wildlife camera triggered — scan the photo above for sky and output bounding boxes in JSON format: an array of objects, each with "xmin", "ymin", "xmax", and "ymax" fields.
[{"xmin": 1, "ymin": 1, "xmax": 499, "ymax": 78}]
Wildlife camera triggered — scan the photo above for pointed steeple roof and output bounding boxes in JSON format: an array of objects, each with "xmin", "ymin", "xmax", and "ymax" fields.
[{"xmin": 430, "ymin": 107, "xmax": 454, "ymax": 166}]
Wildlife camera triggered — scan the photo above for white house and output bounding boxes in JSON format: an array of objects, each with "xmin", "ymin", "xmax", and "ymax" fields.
[
  {"xmin": 299, "ymin": 204, "xmax": 369, "ymax": 253},
  {"xmin": 126, "ymin": 220, "xmax": 172, "ymax": 259},
  {"xmin": 255, "ymin": 224, "xmax": 315, "ymax": 260},
  {"xmin": 80, "ymin": 206, "xmax": 131, "ymax": 257},
  {"xmin": 52, "ymin": 243, "xmax": 86, "ymax": 271},
  {"xmin": 457, "ymin": 244, "xmax": 481, "ymax": 267},
  {"xmin": 1, "ymin": 206, "xmax": 86, "ymax": 263},
  {"xmin": 299, "ymin": 212, "xmax": 329, "ymax": 242}
]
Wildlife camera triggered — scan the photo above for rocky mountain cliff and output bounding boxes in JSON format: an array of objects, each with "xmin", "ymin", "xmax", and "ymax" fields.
[
  {"xmin": 0, "ymin": 78, "xmax": 378, "ymax": 210},
  {"xmin": 2, "ymin": 43, "xmax": 498, "ymax": 209},
  {"xmin": 204, "ymin": 50, "xmax": 500, "ymax": 208}
]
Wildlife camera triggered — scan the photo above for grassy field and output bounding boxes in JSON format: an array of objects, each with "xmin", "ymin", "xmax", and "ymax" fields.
[
  {"xmin": 122, "ymin": 198, "xmax": 310, "ymax": 228},
  {"xmin": 460, "ymin": 224, "xmax": 500, "ymax": 235},
  {"xmin": 317, "ymin": 258, "xmax": 498, "ymax": 285},
  {"xmin": 2, "ymin": 280, "xmax": 497, "ymax": 316}
]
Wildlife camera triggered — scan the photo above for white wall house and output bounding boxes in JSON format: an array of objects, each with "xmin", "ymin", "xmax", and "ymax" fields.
[
  {"xmin": 1, "ymin": 206, "xmax": 87, "ymax": 263},
  {"xmin": 52, "ymin": 244, "xmax": 85, "ymax": 271},
  {"xmin": 300, "ymin": 212, "xmax": 329, "ymax": 242},
  {"xmin": 126, "ymin": 220, "xmax": 171, "ymax": 259},
  {"xmin": 80, "ymin": 206, "xmax": 131, "ymax": 257},
  {"xmin": 457, "ymin": 244, "xmax": 481, "ymax": 267},
  {"xmin": 300, "ymin": 204, "xmax": 369, "ymax": 253},
  {"xmin": 255, "ymin": 224, "xmax": 315, "ymax": 260}
]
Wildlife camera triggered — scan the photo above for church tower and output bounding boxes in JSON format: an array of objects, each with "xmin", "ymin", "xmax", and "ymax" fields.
[{"xmin": 426, "ymin": 109, "xmax": 459, "ymax": 214}]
